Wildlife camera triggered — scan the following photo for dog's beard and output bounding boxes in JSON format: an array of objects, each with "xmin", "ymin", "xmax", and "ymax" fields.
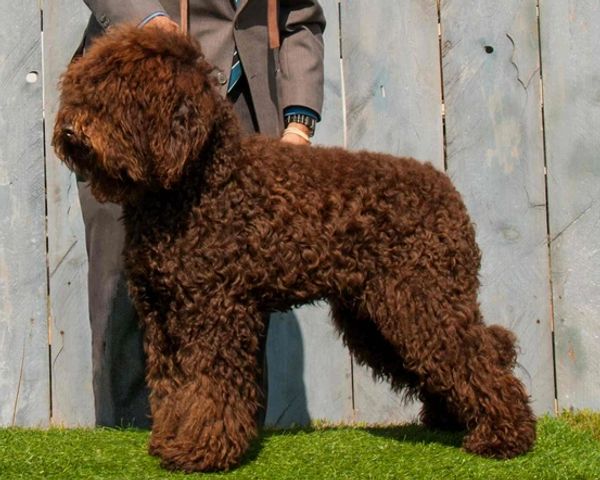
[
  {"xmin": 85, "ymin": 167, "xmax": 149, "ymax": 204},
  {"xmin": 89, "ymin": 174, "xmax": 129, "ymax": 204},
  {"xmin": 56, "ymin": 131, "xmax": 97, "ymax": 177},
  {"xmin": 55, "ymin": 134, "xmax": 140, "ymax": 203}
]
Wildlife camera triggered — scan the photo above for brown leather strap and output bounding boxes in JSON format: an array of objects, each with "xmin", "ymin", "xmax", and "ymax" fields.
[
  {"xmin": 268, "ymin": 0, "xmax": 280, "ymax": 49},
  {"xmin": 180, "ymin": 0, "xmax": 189, "ymax": 35}
]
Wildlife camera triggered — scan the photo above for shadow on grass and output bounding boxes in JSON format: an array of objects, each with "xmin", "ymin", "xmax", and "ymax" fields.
[
  {"xmin": 239, "ymin": 423, "xmax": 464, "ymax": 467},
  {"xmin": 363, "ymin": 423, "xmax": 464, "ymax": 449}
]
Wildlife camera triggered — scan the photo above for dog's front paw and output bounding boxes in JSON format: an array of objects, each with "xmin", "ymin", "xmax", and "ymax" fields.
[
  {"xmin": 149, "ymin": 381, "xmax": 259, "ymax": 472},
  {"xmin": 150, "ymin": 429, "xmax": 246, "ymax": 472},
  {"xmin": 462, "ymin": 417, "xmax": 536, "ymax": 459}
]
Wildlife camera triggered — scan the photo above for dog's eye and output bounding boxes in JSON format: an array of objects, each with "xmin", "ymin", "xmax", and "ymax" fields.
[
  {"xmin": 58, "ymin": 131, "xmax": 97, "ymax": 181},
  {"xmin": 61, "ymin": 131, "xmax": 93, "ymax": 161},
  {"xmin": 63, "ymin": 126, "xmax": 76, "ymax": 140}
]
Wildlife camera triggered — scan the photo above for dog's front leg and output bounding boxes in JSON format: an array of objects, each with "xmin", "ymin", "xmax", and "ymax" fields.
[{"xmin": 147, "ymin": 298, "xmax": 267, "ymax": 472}]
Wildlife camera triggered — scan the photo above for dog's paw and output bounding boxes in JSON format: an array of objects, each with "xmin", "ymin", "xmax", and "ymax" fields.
[
  {"xmin": 462, "ymin": 420, "xmax": 536, "ymax": 459},
  {"xmin": 149, "ymin": 429, "xmax": 246, "ymax": 472},
  {"xmin": 148, "ymin": 382, "xmax": 259, "ymax": 472}
]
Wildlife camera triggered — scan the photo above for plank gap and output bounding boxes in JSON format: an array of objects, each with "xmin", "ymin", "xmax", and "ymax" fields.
[
  {"xmin": 338, "ymin": 0, "xmax": 348, "ymax": 148},
  {"xmin": 535, "ymin": 0, "xmax": 558, "ymax": 414},
  {"xmin": 436, "ymin": 0, "xmax": 448, "ymax": 172}
]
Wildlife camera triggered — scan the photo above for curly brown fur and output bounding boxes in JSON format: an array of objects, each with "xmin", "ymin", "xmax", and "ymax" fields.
[{"xmin": 53, "ymin": 25, "xmax": 536, "ymax": 471}]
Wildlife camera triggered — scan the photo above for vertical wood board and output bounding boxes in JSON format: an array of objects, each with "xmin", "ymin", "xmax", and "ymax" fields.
[
  {"xmin": 43, "ymin": 0, "xmax": 95, "ymax": 426},
  {"xmin": 266, "ymin": 0, "xmax": 353, "ymax": 427},
  {"xmin": 342, "ymin": 0, "xmax": 444, "ymax": 423},
  {"xmin": 441, "ymin": 0, "xmax": 554, "ymax": 413},
  {"xmin": 0, "ymin": 1, "xmax": 50, "ymax": 427},
  {"xmin": 342, "ymin": 0, "xmax": 444, "ymax": 165},
  {"xmin": 540, "ymin": 0, "xmax": 600, "ymax": 410}
]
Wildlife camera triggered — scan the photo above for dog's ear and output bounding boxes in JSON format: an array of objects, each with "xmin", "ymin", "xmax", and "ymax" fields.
[
  {"xmin": 149, "ymin": 86, "xmax": 214, "ymax": 189},
  {"xmin": 154, "ymin": 97, "xmax": 194, "ymax": 188}
]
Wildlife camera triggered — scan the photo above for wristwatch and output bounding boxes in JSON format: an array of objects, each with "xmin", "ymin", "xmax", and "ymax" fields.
[{"xmin": 284, "ymin": 113, "xmax": 316, "ymax": 137}]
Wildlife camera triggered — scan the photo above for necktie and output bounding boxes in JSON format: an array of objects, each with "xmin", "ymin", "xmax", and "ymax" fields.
[{"xmin": 227, "ymin": 0, "xmax": 243, "ymax": 93}]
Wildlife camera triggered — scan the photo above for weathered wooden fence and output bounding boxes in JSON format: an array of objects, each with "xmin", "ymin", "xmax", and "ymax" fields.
[{"xmin": 1, "ymin": 0, "xmax": 598, "ymax": 427}]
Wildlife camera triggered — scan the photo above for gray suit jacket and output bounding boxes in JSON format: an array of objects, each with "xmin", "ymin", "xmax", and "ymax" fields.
[{"xmin": 82, "ymin": 0, "xmax": 325, "ymax": 136}]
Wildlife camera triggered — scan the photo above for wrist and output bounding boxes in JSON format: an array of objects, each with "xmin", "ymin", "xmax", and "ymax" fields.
[
  {"xmin": 282, "ymin": 125, "xmax": 311, "ymax": 144},
  {"xmin": 286, "ymin": 122, "xmax": 311, "ymax": 136}
]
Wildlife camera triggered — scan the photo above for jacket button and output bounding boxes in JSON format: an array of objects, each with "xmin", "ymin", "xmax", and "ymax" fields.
[{"xmin": 216, "ymin": 71, "xmax": 228, "ymax": 85}]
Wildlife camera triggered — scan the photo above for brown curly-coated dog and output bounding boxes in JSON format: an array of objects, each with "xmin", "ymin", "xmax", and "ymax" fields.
[{"xmin": 53, "ymin": 26, "xmax": 536, "ymax": 472}]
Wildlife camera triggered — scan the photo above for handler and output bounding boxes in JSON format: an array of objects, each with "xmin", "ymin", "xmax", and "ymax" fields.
[{"xmin": 77, "ymin": 0, "xmax": 326, "ymax": 426}]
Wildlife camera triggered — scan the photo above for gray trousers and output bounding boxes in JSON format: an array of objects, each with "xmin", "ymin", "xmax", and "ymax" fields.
[{"xmin": 80, "ymin": 76, "xmax": 263, "ymax": 426}]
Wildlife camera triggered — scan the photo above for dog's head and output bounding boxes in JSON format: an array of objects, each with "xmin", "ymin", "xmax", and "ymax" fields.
[{"xmin": 53, "ymin": 25, "xmax": 226, "ymax": 203}]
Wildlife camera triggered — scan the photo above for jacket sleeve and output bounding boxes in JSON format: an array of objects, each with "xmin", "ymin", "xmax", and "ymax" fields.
[
  {"xmin": 83, "ymin": 0, "xmax": 167, "ymax": 29},
  {"xmin": 278, "ymin": 0, "xmax": 326, "ymax": 118}
]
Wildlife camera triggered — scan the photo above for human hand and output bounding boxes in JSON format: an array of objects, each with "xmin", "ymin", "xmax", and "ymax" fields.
[
  {"xmin": 144, "ymin": 15, "xmax": 180, "ymax": 33},
  {"xmin": 281, "ymin": 123, "xmax": 311, "ymax": 145}
]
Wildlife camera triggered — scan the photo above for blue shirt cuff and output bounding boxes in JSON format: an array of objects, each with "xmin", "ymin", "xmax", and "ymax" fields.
[
  {"xmin": 138, "ymin": 11, "xmax": 169, "ymax": 27},
  {"xmin": 284, "ymin": 106, "xmax": 321, "ymax": 123}
]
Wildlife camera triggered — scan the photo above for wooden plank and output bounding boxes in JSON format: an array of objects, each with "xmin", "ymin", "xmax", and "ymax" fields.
[
  {"xmin": 540, "ymin": 0, "xmax": 600, "ymax": 411},
  {"xmin": 0, "ymin": 1, "xmax": 50, "ymax": 427},
  {"xmin": 441, "ymin": 0, "xmax": 554, "ymax": 414},
  {"xmin": 342, "ymin": 0, "xmax": 444, "ymax": 423},
  {"xmin": 42, "ymin": 0, "xmax": 95, "ymax": 426},
  {"xmin": 266, "ymin": 0, "xmax": 353, "ymax": 427},
  {"xmin": 343, "ymin": 1, "xmax": 444, "ymax": 165}
]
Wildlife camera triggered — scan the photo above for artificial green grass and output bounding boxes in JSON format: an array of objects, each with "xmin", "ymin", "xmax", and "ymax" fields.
[
  {"xmin": 1, "ymin": 414, "xmax": 599, "ymax": 479},
  {"xmin": 561, "ymin": 410, "xmax": 600, "ymax": 441}
]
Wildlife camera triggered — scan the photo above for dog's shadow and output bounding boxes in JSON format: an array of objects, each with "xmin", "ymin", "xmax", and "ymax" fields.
[
  {"xmin": 241, "ymin": 424, "xmax": 464, "ymax": 466},
  {"xmin": 362, "ymin": 423, "xmax": 463, "ymax": 448}
]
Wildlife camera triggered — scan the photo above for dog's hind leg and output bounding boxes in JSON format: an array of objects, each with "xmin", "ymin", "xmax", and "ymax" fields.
[
  {"xmin": 331, "ymin": 299, "xmax": 464, "ymax": 431},
  {"xmin": 360, "ymin": 278, "xmax": 536, "ymax": 458},
  {"xmin": 418, "ymin": 390, "xmax": 465, "ymax": 432},
  {"xmin": 146, "ymin": 299, "xmax": 266, "ymax": 472},
  {"xmin": 416, "ymin": 324, "xmax": 519, "ymax": 434},
  {"xmin": 330, "ymin": 299, "xmax": 421, "ymax": 398}
]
